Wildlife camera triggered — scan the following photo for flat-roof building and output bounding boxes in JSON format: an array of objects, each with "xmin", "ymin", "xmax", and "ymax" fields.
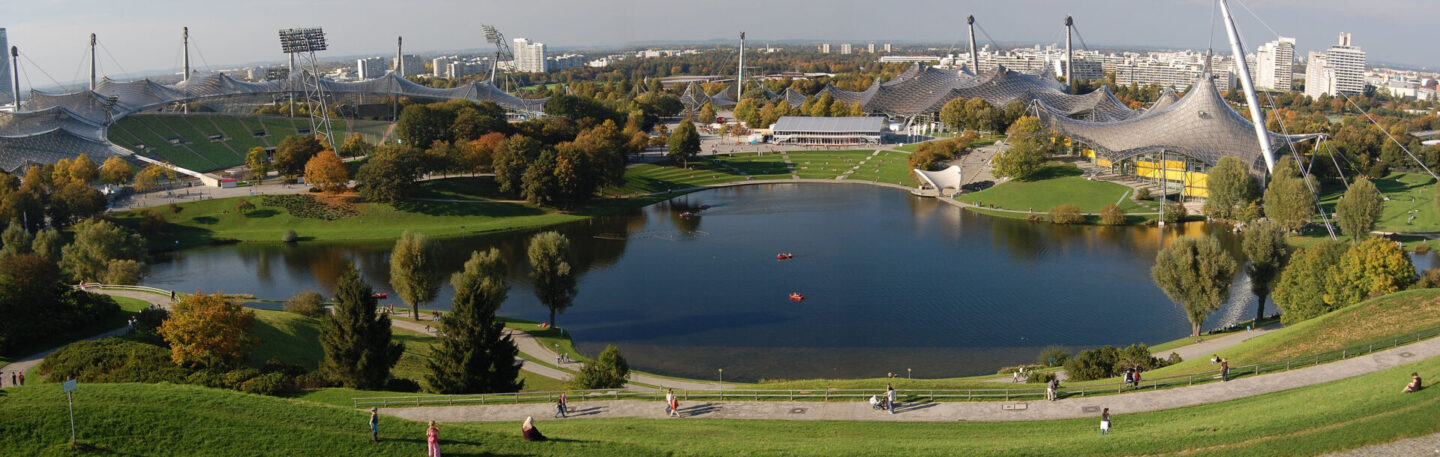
[{"xmin": 770, "ymin": 116, "xmax": 886, "ymax": 146}]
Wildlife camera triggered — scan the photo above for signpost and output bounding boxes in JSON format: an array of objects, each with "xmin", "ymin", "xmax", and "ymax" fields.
[{"xmin": 63, "ymin": 379, "xmax": 77, "ymax": 444}]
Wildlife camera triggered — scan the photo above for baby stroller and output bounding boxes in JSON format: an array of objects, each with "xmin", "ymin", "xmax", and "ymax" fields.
[{"xmin": 870, "ymin": 395, "xmax": 890, "ymax": 410}]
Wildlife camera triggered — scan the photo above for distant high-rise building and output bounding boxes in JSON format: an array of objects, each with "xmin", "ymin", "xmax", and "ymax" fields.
[
  {"xmin": 840, "ymin": 43, "xmax": 852, "ymax": 55},
  {"xmin": 883, "ymin": 43, "xmax": 892, "ymax": 53},
  {"xmin": 820, "ymin": 43, "xmax": 831, "ymax": 54},
  {"xmin": 356, "ymin": 57, "xmax": 387, "ymax": 80},
  {"xmin": 867, "ymin": 42, "xmax": 875, "ymax": 53},
  {"xmin": 0, "ymin": 28, "xmax": 11, "ymax": 106},
  {"xmin": 1304, "ymin": 32, "xmax": 1366, "ymax": 98},
  {"xmin": 432, "ymin": 56, "xmax": 454, "ymax": 78},
  {"xmin": 512, "ymin": 38, "xmax": 547, "ymax": 73},
  {"xmin": 1255, "ymin": 37, "xmax": 1295, "ymax": 91},
  {"xmin": 392, "ymin": 54, "xmax": 423, "ymax": 77}
]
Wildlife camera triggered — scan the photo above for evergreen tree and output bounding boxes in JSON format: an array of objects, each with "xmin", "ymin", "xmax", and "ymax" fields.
[
  {"xmin": 319, "ymin": 265, "xmax": 404, "ymax": 390},
  {"xmin": 425, "ymin": 249, "xmax": 523, "ymax": 394}
]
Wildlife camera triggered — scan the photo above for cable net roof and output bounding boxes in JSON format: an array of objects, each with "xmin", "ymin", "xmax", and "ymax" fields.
[
  {"xmin": 0, "ymin": 129, "xmax": 119, "ymax": 173},
  {"xmin": 771, "ymin": 116, "xmax": 886, "ymax": 132},
  {"xmin": 1036, "ymin": 73, "xmax": 1319, "ymax": 173}
]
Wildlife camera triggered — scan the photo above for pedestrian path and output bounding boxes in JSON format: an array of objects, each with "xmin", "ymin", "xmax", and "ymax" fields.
[
  {"xmin": 382, "ymin": 330, "xmax": 1440, "ymax": 423},
  {"xmin": 1, "ymin": 288, "xmax": 174, "ymax": 380}
]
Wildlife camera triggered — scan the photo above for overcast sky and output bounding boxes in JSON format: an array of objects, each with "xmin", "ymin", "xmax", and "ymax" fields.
[{"xmin": 7, "ymin": 0, "xmax": 1436, "ymax": 89}]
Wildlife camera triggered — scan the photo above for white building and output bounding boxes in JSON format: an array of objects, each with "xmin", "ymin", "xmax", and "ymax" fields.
[
  {"xmin": 587, "ymin": 56, "xmax": 614, "ymax": 68},
  {"xmin": 431, "ymin": 56, "xmax": 454, "ymax": 78},
  {"xmin": 867, "ymin": 43, "xmax": 876, "ymax": 53},
  {"xmin": 1305, "ymin": 33, "xmax": 1367, "ymax": 98},
  {"xmin": 356, "ymin": 57, "xmax": 387, "ymax": 80},
  {"xmin": 1255, "ymin": 37, "xmax": 1295, "ymax": 91},
  {"xmin": 447, "ymin": 61, "xmax": 487, "ymax": 79},
  {"xmin": 512, "ymin": 38, "xmax": 547, "ymax": 73},
  {"xmin": 883, "ymin": 43, "xmax": 892, "ymax": 53},
  {"xmin": 820, "ymin": 43, "xmax": 831, "ymax": 54},
  {"xmin": 393, "ymin": 54, "xmax": 424, "ymax": 78},
  {"xmin": 840, "ymin": 43, "xmax": 852, "ymax": 55},
  {"xmin": 547, "ymin": 53, "xmax": 585, "ymax": 71}
]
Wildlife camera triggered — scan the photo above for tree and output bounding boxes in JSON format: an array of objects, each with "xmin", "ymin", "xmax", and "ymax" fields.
[
  {"xmin": 1335, "ymin": 178, "xmax": 1385, "ymax": 241},
  {"xmin": 337, "ymin": 132, "xmax": 375, "ymax": 158},
  {"xmin": 570, "ymin": 344, "xmax": 629, "ymax": 389},
  {"xmin": 528, "ymin": 231, "xmax": 577, "ymax": 327},
  {"xmin": 67, "ymin": 154, "xmax": 99, "ymax": 184},
  {"xmin": 425, "ymin": 248, "xmax": 523, "ymax": 394},
  {"xmin": 356, "ymin": 145, "xmax": 425, "ymax": 202},
  {"xmin": 133, "ymin": 163, "xmax": 176, "ymax": 192},
  {"xmin": 31, "ymin": 228, "xmax": 62, "ymax": 262},
  {"xmin": 396, "ymin": 104, "xmax": 454, "ymax": 149},
  {"xmin": 0, "ymin": 220, "xmax": 32, "ymax": 258},
  {"xmin": 102, "ymin": 259, "xmax": 142, "ymax": 285},
  {"xmin": 304, "ymin": 150, "xmax": 350, "ymax": 193},
  {"xmin": 697, "ymin": 103, "xmax": 717, "ymax": 124},
  {"xmin": 1324, "ymin": 237, "xmax": 1415, "ymax": 307},
  {"xmin": 51, "ymin": 181, "xmax": 106, "ymax": 227},
  {"xmin": 1273, "ymin": 240, "xmax": 1347, "ymax": 323},
  {"xmin": 158, "ymin": 293, "xmax": 257, "ymax": 368},
  {"xmin": 734, "ymin": 98, "xmax": 761, "ymax": 126},
  {"xmin": 284, "ymin": 291, "xmax": 327, "ymax": 318},
  {"xmin": 667, "ymin": 119, "xmax": 701, "ymax": 168},
  {"xmin": 319, "ymin": 265, "xmax": 404, "ymax": 389},
  {"xmin": 992, "ymin": 141, "xmax": 1048, "ymax": 180},
  {"xmin": 1099, "ymin": 204, "xmax": 1127, "ymax": 225},
  {"xmin": 521, "ymin": 150, "xmax": 559, "ymax": 206},
  {"xmin": 99, "ymin": 156, "xmax": 133, "ymax": 185},
  {"xmin": 1203, "ymin": 157, "xmax": 1256, "ymax": 219},
  {"xmin": 1262, "ymin": 157, "xmax": 1314, "ymax": 232},
  {"xmin": 1151, "ymin": 236, "xmax": 1238, "ymax": 337},
  {"xmin": 390, "ymin": 231, "xmax": 439, "ymax": 320},
  {"xmin": 245, "ymin": 146, "xmax": 272, "ymax": 182},
  {"xmin": 492, "ymin": 135, "xmax": 542, "ymax": 195},
  {"xmin": 1241, "ymin": 221, "xmax": 1290, "ymax": 323},
  {"xmin": 59, "ymin": 218, "xmax": 145, "ymax": 282},
  {"xmin": 274, "ymin": 135, "xmax": 326, "ymax": 178}
]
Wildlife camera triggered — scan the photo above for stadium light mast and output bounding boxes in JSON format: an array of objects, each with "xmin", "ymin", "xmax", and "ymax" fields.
[
  {"xmin": 1064, "ymin": 16, "xmax": 1073, "ymax": 92},
  {"xmin": 482, "ymin": 25, "xmax": 513, "ymax": 90},
  {"xmin": 279, "ymin": 27, "xmax": 334, "ymax": 149},
  {"xmin": 1218, "ymin": 0, "xmax": 1274, "ymax": 173},
  {"xmin": 737, "ymin": 31, "xmax": 745, "ymax": 103},
  {"xmin": 967, "ymin": 16, "xmax": 979, "ymax": 73}
]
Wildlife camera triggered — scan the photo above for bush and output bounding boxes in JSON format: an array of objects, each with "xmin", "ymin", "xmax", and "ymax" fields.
[
  {"xmin": 261, "ymin": 358, "xmax": 308, "ymax": 377},
  {"xmin": 1026, "ymin": 214, "xmax": 1044, "ymax": 223},
  {"xmin": 1367, "ymin": 162, "xmax": 1389, "ymax": 179},
  {"xmin": 570, "ymin": 345, "xmax": 630, "ymax": 390},
  {"xmin": 1026, "ymin": 372, "xmax": 1058, "ymax": 384},
  {"xmin": 385, "ymin": 377, "xmax": 422, "ymax": 393},
  {"xmin": 282, "ymin": 229, "xmax": 298, "ymax": 243},
  {"xmin": 1162, "ymin": 202, "xmax": 1187, "ymax": 224},
  {"xmin": 1049, "ymin": 204, "xmax": 1083, "ymax": 225},
  {"xmin": 169, "ymin": 202, "xmax": 182, "ymax": 213},
  {"xmin": 233, "ymin": 199, "xmax": 256, "ymax": 214},
  {"xmin": 1037, "ymin": 346, "xmax": 1070, "ymax": 367},
  {"xmin": 1099, "ymin": 204, "xmax": 1126, "ymax": 226},
  {"xmin": 284, "ymin": 291, "xmax": 327, "ymax": 318},
  {"xmin": 295, "ymin": 372, "xmax": 333, "ymax": 389},
  {"xmin": 995, "ymin": 364, "xmax": 1042, "ymax": 375},
  {"xmin": 1416, "ymin": 244, "xmax": 1432, "ymax": 254},
  {"xmin": 222, "ymin": 368, "xmax": 263, "ymax": 390},
  {"xmin": 186, "ymin": 369, "xmax": 229, "ymax": 389},
  {"xmin": 39, "ymin": 338, "xmax": 188, "ymax": 383},
  {"xmin": 1135, "ymin": 188, "xmax": 1151, "ymax": 200},
  {"xmin": 240, "ymin": 372, "xmax": 296, "ymax": 397},
  {"xmin": 1063, "ymin": 345, "xmax": 1121, "ymax": 381},
  {"xmin": 1417, "ymin": 268, "xmax": 1440, "ymax": 289},
  {"xmin": 123, "ymin": 307, "xmax": 170, "ymax": 346},
  {"xmin": 260, "ymin": 194, "xmax": 359, "ymax": 220}
]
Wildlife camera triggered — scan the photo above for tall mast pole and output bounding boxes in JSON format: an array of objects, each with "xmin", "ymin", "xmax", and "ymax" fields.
[
  {"xmin": 89, "ymin": 34, "xmax": 97, "ymax": 91},
  {"xmin": 1064, "ymin": 16, "xmax": 1073, "ymax": 92},
  {"xmin": 1218, "ymin": 0, "xmax": 1275, "ymax": 173},
  {"xmin": 396, "ymin": 36, "xmax": 403, "ymax": 77},
  {"xmin": 182, "ymin": 27, "xmax": 190, "ymax": 114},
  {"xmin": 10, "ymin": 46, "xmax": 19, "ymax": 110},
  {"xmin": 738, "ymin": 32, "xmax": 745, "ymax": 103},
  {"xmin": 967, "ymin": 16, "xmax": 979, "ymax": 72}
]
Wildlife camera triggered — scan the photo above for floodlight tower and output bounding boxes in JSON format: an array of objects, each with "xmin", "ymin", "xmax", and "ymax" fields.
[
  {"xmin": 279, "ymin": 27, "xmax": 334, "ymax": 149},
  {"xmin": 482, "ymin": 25, "xmax": 514, "ymax": 91},
  {"xmin": 1064, "ymin": 16, "xmax": 1073, "ymax": 92},
  {"xmin": 967, "ymin": 16, "xmax": 979, "ymax": 73}
]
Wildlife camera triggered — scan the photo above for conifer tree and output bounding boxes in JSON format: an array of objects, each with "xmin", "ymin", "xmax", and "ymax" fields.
[
  {"xmin": 320, "ymin": 265, "xmax": 404, "ymax": 389},
  {"xmin": 425, "ymin": 249, "xmax": 523, "ymax": 393}
]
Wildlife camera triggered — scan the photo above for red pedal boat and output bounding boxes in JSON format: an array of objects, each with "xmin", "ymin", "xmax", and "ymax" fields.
[
  {"xmin": 789, "ymin": 292, "xmax": 805, "ymax": 301},
  {"xmin": 776, "ymin": 253, "xmax": 794, "ymax": 260}
]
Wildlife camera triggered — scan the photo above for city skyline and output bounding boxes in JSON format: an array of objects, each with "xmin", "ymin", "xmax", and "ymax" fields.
[{"xmin": 6, "ymin": 0, "xmax": 1436, "ymax": 89}]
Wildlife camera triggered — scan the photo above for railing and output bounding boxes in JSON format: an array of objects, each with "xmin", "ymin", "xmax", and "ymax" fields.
[
  {"xmin": 82, "ymin": 284, "xmax": 173, "ymax": 296},
  {"xmin": 353, "ymin": 322, "xmax": 1440, "ymax": 408}
]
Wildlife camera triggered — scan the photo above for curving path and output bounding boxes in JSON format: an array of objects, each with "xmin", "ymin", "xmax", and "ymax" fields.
[
  {"xmin": 383, "ymin": 332, "xmax": 1440, "ymax": 424},
  {"xmin": 0, "ymin": 288, "xmax": 174, "ymax": 381}
]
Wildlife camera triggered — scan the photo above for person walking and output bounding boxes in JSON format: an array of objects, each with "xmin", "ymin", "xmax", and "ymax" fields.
[
  {"xmin": 368, "ymin": 408, "xmax": 380, "ymax": 442},
  {"xmin": 1047, "ymin": 378, "xmax": 1060, "ymax": 401},
  {"xmin": 668, "ymin": 389, "xmax": 681, "ymax": 417},
  {"xmin": 886, "ymin": 384, "xmax": 896, "ymax": 414},
  {"xmin": 17, "ymin": 372, "xmax": 23, "ymax": 386},
  {"xmin": 1100, "ymin": 408, "xmax": 1111, "ymax": 436},
  {"xmin": 1220, "ymin": 359, "xmax": 1230, "ymax": 382},
  {"xmin": 426, "ymin": 421, "xmax": 441, "ymax": 457},
  {"xmin": 554, "ymin": 393, "xmax": 568, "ymax": 419},
  {"xmin": 1123, "ymin": 369, "xmax": 1133, "ymax": 389}
]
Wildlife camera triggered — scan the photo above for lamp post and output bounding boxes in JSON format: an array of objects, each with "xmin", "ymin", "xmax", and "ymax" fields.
[
  {"xmin": 907, "ymin": 368, "xmax": 912, "ymax": 379},
  {"xmin": 718, "ymin": 368, "xmax": 724, "ymax": 391}
]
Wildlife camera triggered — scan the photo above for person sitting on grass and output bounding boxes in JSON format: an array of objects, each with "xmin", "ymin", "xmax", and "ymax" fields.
[
  {"xmin": 1404, "ymin": 372, "xmax": 1423, "ymax": 393},
  {"xmin": 522, "ymin": 416, "xmax": 547, "ymax": 442}
]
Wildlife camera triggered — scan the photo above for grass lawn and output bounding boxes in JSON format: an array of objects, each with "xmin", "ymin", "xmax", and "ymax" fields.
[
  {"xmin": 247, "ymin": 309, "xmax": 324, "ymax": 370},
  {"xmin": 958, "ymin": 163, "xmax": 1149, "ymax": 214},
  {"xmin": 5, "ymin": 352, "xmax": 1440, "ymax": 456},
  {"xmin": 617, "ymin": 149, "xmax": 912, "ymax": 196},
  {"xmin": 0, "ymin": 296, "xmax": 150, "ymax": 372},
  {"xmin": 1318, "ymin": 171, "xmax": 1440, "ymax": 233},
  {"xmin": 413, "ymin": 176, "xmax": 510, "ymax": 201}
]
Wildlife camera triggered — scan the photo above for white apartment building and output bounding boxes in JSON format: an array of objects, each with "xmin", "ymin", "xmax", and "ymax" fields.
[
  {"xmin": 867, "ymin": 43, "xmax": 875, "ymax": 53},
  {"xmin": 1305, "ymin": 33, "xmax": 1367, "ymax": 98},
  {"xmin": 1255, "ymin": 37, "xmax": 1295, "ymax": 91},
  {"xmin": 820, "ymin": 43, "xmax": 831, "ymax": 54},
  {"xmin": 356, "ymin": 57, "xmax": 387, "ymax": 80},
  {"xmin": 431, "ymin": 56, "xmax": 454, "ymax": 78},
  {"xmin": 512, "ymin": 38, "xmax": 547, "ymax": 73},
  {"xmin": 840, "ymin": 43, "xmax": 852, "ymax": 55},
  {"xmin": 392, "ymin": 54, "xmax": 424, "ymax": 78}
]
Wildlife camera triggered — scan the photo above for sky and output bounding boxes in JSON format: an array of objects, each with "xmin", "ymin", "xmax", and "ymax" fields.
[{"xmin": 6, "ymin": 0, "xmax": 1437, "ymax": 90}]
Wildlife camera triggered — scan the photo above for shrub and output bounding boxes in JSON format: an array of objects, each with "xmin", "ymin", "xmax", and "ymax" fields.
[
  {"xmin": 1162, "ymin": 202, "xmax": 1187, "ymax": 224},
  {"xmin": 282, "ymin": 229, "xmax": 298, "ymax": 243},
  {"xmin": 284, "ymin": 291, "xmax": 327, "ymax": 317},
  {"xmin": 169, "ymin": 202, "xmax": 182, "ymax": 213},
  {"xmin": 295, "ymin": 372, "xmax": 333, "ymax": 389},
  {"xmin": 570, "ymin": 345, "xmax": 630, "ymax": 390},
  {"xmin": 1063, "ymin": 345, "xmax": 1121, "ymax": 381},
  {"xmin": 1417, "ymin": 268, "xmax": 1440, "ymax": 289},
  {"xmin": 222, "ymin": 368, "xmax": 263, "ymax": 390},
  {"xmin": 1099, "ymin": 204, "xmax": 1126, "ymax": 226},
  {"xmin": 1416, "ymin": 244, "xmax": 1432, "ymax": 254},
  {"xmin": 240, "ymin": 372, "xmax": 296, "ymax": 396},
  {"xmin": 39, "ymin": 338, "xmax": 188, "ymax": 383},
  {"xmin": 138, "ymin": 210, "xmax": 169, "ymax": 236},
  {"xmin": 995, "ymin": 364, "xmax": 1043, "ymax": 375},
  {"xmin": 1049, "ymin": 204, "xmax": 1084, "ymax": 225},
  {"xmin": 260, "ymin": 194, "xmax": 359, "ymax": 220},
  {"xmin": 385, "ymin": 377, "xmax": 422, "ymax": 392},
  {"xmin": 123, "ymin": 307, "xmax": 171, "ymax": 346},
  {"xmin": 233, "ymin": 199, "xmax": 256, "ymax": 214},
  {"xmin": 1037, "ymin": 346, "xmax": 1070, "ymax": 367},
  {"xmin": 1026, "ymin": 372, "xmax": 1058, "ymax": 384},
  {"xmin": 1026, "ymin": 214, "xmax": 1044, "ymax": 223},
  {"xmin": 1135, "ymin": 188, "xmax": 1151, "ymax": 200},
  {"xmin": 261, "ymin": 358, "xmax": 308, "ymax": 377},
  {"xmin": 186, "ymin": 369, "xmax": 228, "ymax": 389}
]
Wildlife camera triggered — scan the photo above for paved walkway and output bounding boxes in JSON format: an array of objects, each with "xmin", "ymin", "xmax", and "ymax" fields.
[
  {"xmin": 1323, "ymin": 431, "xmax": 1440, "ymax": 456},
  {"xmin": 0, "ymin": 288, "xmax": 174, "ymax": 380},
  {"xmin": 383, "ymin": 332, "xmax": 1440, "ymax": 423}
]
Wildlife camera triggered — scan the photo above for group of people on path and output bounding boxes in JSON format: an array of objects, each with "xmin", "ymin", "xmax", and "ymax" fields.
[
  {"xmin": 665, "ymin": 388, "xmax": 681, "ymax": 417},
  {"xmin": 868, "ymin": 385, "xmax": 898, "ymax": 413},
  {"xmin": 1211, "ymin": 355, "xmax": 1231, "ymax": 381},
  {"xmin": 3, "ymin": 371, "xmax": 23, "ymax": 387}
]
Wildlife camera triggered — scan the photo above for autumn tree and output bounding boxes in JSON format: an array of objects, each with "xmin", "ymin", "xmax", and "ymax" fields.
[
  {"xmin": 390, "ymin": 231, "xmax": 439, "ymax": 320},
  {"xmin": 1324, "ymin": 237, "xmax": 1415, "ymax": 307},
  {"xmin": 425, "ymin": 248, "xmax": 523, "ymax": 394},
  {"xmin": 304, "ymin": 150, "xmax": 350, "ymax": 193},
  {"xmin": 158, "ymin": 293, "xmax": 257, "ymax": 368},
  {"xmin": 667, "ymin": 119, "xmax": 701, "ymax": 168},
  {"xmin": 697, "ymin": 103, "xmax": 717, "ymax": 124},
  {"xmin": 1272, "ymin": 240, "xmax": 1347, "ymax": 323},
  {"xmin": 528, "ymin": 231, "xmax": 577, "ymax": 327},
  {"xmin": 67, "ymin": 154, "xmax": 99, "ymax": 184},
  {"xmin": 274, "ymin": 135, "xmax": 326, "ymax": 178},
  {"xmin": 319, "ymin": 265, "xmax": 404, "ymax": 389},
  {"xmin": 1202, "ymin": 157, "xmax": 1256, "ymax": 219},
  {"xmin": 133, "ymin": 163, "xmax": 176, "ymax": 192},
  {"xmin": 1334, "ymin": 177, "xmax": 1385, "ymax": 241},
  {"xmin": 337, "ymin": 132, "xmax": 375, "ymax": 158},
  {"xmin": 245, "ymin": 147, "xmax": 272, "ymax": 182},
  {"xmin": 1241, "ymin": 221, "xmax": 1290, "ymax": 323},
  {"xmin": 1151, "ymin": 236, "xmax": 1238, "ymax": 337},
  {"xmin": 99, "ymin": 156, "xmax": 133, "ymax": 185}
]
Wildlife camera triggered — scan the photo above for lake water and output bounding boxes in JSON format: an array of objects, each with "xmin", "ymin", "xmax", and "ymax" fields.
[{"xmin": 142, "ymin": 183, "xmax": 1316, "ymax": 382}]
